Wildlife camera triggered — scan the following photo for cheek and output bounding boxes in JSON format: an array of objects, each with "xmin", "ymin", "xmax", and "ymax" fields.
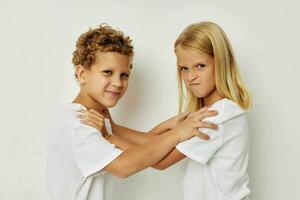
[
  {"xmin": 205, "ymin": 69, "xmax": 216, "ymax": 88},
  {"xmin": 121, "ymin": 80, "xmax": 129, "ymax": 91}
]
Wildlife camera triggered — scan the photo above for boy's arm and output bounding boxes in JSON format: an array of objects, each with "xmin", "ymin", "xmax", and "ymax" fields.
[
  {"xmin": 107, "ymin": 135, "xmax": 135, "ymax": 150},
  {"xmin": 151, "ymin": 148, "xmax": 186, "ymax": 170}
]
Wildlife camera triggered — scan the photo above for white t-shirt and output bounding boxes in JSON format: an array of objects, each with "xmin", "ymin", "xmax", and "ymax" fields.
[
  {"xmin": 176, "ymin": 98, "xmax": 250, "ymax": 200},
  {"xmin": 46, "ymin": 103, "xmax": 122, "ymax": 200}
]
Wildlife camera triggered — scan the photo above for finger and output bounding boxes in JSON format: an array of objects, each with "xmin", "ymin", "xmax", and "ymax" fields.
[
  {"xmin": 192, "ymin": 121, "xmax": 214, "ymax": 129},
  {"xmin": 89, "ymin": 109, "xmax": 104, "ymax": 118},
  {"xmin": 80, "ymin": 120, "xmax": 99, "ymax": 129},
  {"xmin": 78, "ymin": 112, "xmax": 104, "ymax": 124},
  {"xmin": 78, "ymin": 115, "xmax": 104, "ymax": 128},
  {"xmin": 194, "ymin": 106, "xmax": 209, "ymax": 115},
  {"xmin": 193, "ymin": 129, "xmax": 210, "ymax": 140},
  {"xmin": 179, "ymin": 112, "xmax": 190, "ymax": 120},
  {"xmin": 195, "ymin": 110, "xmax": 218, "ymax": 121},
  {"xmin": 198, "ymin": 121, "xmax": 218, "ymax": 130},
  {"xmin": 77, "ymin": 110, "xmax": 88, "ymax": 114},
  {"xmin": 78, "ymin": 110, "xmax": 104, "ymax": 120}
]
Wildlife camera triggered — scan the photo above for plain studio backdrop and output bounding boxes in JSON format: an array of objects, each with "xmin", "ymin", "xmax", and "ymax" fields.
[{"xmin": 1, "ymin": 0, "xmax": 299, "ymax": 199}]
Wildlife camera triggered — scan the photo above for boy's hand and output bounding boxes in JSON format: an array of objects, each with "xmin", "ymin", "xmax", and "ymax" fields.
[
  {"xmin": 174, "ymin": 107, "xmax": 218, "ymax": 141},
  {"xmin": 163, "ymin": 112, "xmax": 190, "ymax": 130}
]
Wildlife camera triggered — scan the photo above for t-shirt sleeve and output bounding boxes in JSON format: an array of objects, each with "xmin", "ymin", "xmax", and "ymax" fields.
[
  {"xmin": 70, "ymin": 120, "xmax": 123, "ymax": 178},
  {"xmin": 176, "ymin": 125, "xmax": 224, "ymax": 164}
]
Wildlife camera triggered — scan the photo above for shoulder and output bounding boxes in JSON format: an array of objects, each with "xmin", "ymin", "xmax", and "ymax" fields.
[
  {"xmin": 53, "ymin": 103, "xmax": 85, "ymax": 117},
  {"xmin": 50, "ymin": 103, "xmax": 87, "ymax": 130},
  {"xmin": 205, "ymin": 98, "xmax": 246, "ymax": 124}
]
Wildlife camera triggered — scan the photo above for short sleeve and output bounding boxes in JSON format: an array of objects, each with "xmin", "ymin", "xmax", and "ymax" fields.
[
  {"xmin": 71, "ymin": 121, "xmax": 122, "ymax": 178},
  {"xmin": 176, "ymin": 125, "xmax": 224, "ymax": 164}
]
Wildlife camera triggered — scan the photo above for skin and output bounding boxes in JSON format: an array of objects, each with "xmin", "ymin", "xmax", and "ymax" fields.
[{"xmin": 73, "ymin": 51, "xmax": 218, "ymax": 178}]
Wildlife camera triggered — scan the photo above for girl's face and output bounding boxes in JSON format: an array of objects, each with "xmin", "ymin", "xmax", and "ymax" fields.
[
  {"xmin": 175, "ymin": 46, "xmax": 221, "ymax": 105},
  {"xmin": 78, "ymin": 51, "xmax": 131, "ymax": 108}
]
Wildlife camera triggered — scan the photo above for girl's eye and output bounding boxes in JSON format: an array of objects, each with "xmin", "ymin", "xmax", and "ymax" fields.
[
  {"xmin": 179, "ymin": 66, "xmax": 188, "ymax": 71},
  {"xmin": 197, "ymin": 64, "xmax": 206, "ymax": 69},
  {"xmin": 121, "ymin": 73, "xmax": 130, "ymax": 79},
  {"xmin": 103, "ymin": 70, "xmax": 113, "ymax": 75}
]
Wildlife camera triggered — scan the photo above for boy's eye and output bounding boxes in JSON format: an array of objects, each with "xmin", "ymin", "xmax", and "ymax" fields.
[
  {"xmin": 121, "ymin": 73, "xmax": 130, "ymax": 79},
  {"xmin": 103, "ymin": 70, "xmax": 113, "ymax": 75},
  {"xmin": 197, "ymin": 64, "xmax": 206, "ymax": 69}
]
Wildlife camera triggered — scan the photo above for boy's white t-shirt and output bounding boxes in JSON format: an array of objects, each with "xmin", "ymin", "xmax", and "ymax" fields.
[
  {"xmin": 176, "ymin": 98, "xmax": 250, "ymax": 200},
  {"xmin": 46, "ymin": 103, "xmax": 122, "ymax": 200}
]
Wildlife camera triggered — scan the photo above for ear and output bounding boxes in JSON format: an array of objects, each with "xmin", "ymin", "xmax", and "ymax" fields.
[{"xmin": 75, "ymin": 65, "xmax": 88, "ymax": 85}]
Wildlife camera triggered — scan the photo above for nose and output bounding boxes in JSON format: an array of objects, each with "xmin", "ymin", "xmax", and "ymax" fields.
[
  {"xmin": 187, "ymin": 70, "xmax": 197, "ymax": 82},
  {"xmin": 112, "ymin": 76, "xmax": 123, "ymax": 88}
]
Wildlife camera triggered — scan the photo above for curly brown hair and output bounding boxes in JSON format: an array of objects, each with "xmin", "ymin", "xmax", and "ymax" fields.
[{"xmin": 72, "ymin": 24, "xmax": 134, "ymax": 71}]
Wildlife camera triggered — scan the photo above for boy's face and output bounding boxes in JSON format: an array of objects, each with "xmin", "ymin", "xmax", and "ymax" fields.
[{"xmin": 78, "ymin": 51, "xmax": 132, "ymax": 108}]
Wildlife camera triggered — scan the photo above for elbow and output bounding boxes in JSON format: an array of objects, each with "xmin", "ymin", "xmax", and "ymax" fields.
[
  {"xmin": 113, "ymin": 164, "xmax": 137, "ymax": 179},
  {"xmin": 152, "ymin": 163, "xmax": 168, "ymax": 170},
  {"xmin": 116, "ymin": 172, "xmax": 130, "ymax": 179},
  {"xmin": 111, "ymin": 168, "xmax": 131, "ymax": 179}
]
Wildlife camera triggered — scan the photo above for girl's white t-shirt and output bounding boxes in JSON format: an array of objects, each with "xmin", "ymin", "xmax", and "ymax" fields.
[
  {"xmin": 176, "ymin": 98, "xmax": 250, "ymax": 200},
  {"xmin": 46, "ymin": 103, "xmax": 122, "ymax": 200}
]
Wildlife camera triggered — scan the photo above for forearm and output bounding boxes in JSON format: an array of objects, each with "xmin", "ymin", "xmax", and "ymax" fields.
[
  {"xmin": 148, "ymin": 120, "xmax": 170, "ymax": 135},
  {"xmin": 107, "ymin": 135, "xmax": 134, "ymax": 150},
  {"xmin": 111, "ymin": 130, "xmax": 181, "ymax": 177},
  {"xmin": 112, "ymin": 123, "xmax": 155, "ymax": 144},
  {"xmin": 151, "ymin": 148, "xmax": 186, "ymax": 170}
]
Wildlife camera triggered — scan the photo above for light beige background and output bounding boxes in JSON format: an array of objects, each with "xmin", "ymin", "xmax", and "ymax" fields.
[{"xmin": 0, "ymin": 0, "xmax": 299, "ymax": 199}]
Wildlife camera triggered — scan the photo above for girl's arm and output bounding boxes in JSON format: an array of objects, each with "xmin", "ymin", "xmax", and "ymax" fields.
[{"xmin": 111, "ymin": 123, "xmax": 155, "ymax": 144}]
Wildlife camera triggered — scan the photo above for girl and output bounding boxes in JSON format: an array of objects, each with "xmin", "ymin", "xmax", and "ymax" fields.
[
  {"xmin": 46, "ymin": 24, "xmax": 217, "ymax": 200},
  {"xmin": 167, "ymin": 21, "xmax": 251, "ymax": 200},
  {"xmin": 83, "ymin": 21, "xmax": 251, "ymax": 199}
]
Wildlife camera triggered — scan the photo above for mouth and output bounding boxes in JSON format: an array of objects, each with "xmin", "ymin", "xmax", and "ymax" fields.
[
  {"xmin": 105, "ymin": 91, "xmax": 121, "ymax": 97},
  {"xmin": 189, "ymin": 83, "xmax": 201, "ymax": 86}
]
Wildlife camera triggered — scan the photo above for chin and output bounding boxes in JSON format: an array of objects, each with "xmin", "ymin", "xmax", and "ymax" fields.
[
  {"xmin": 191, "ymin": 91, "xmax": 207, "ymax": 98},
  {"xmin": 104, "ymin": 101, "xmax": 119, "ymax": 108}
]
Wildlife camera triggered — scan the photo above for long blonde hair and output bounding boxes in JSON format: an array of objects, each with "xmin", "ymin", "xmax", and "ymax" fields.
[{"xmin": 175, "ymin": 21, "xmax": 251, "ymax": 113}]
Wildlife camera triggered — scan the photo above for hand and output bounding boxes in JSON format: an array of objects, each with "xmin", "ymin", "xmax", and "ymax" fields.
[
  {"xmin": 163, "ymin": 112, "xmax": 190, "ymax": 130},
  {"xmin": 174, "ymin": 107, "xmax": 218, "ymax": 142},
  {"xmin": 102, "ymin": 108, "xmax": 113, "ymax": 124},
  {"xmin": 77, "ymin": 109, "xmax": 105, "ymax": 133}
]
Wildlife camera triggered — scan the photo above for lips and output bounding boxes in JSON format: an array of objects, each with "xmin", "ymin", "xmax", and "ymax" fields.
[
  {"xmin": 189, "ymin": 83, "xmax": 201, "ymax": 86},
  {"xmin": 105, "ymin": 90, "xmax": 121, "ymax": 96}
]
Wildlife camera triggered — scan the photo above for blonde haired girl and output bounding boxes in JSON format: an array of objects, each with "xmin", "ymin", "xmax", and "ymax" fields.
[{"xmin": 162, "ymin": 21, "xmax": 251, "ymax": 200}]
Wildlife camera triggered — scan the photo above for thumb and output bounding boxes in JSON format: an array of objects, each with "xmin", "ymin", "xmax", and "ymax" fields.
[{"xmin": 179, "ymin": 111, "xmax": 190, "ymax": 120}]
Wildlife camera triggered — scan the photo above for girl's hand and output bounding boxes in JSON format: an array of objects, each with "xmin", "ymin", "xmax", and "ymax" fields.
[
  {"xmin": 174, "ymin": 107, "xmax": 218, "ymax": 141},
  {"xmin": 77, "ymin": 109, "xmax": 105, "ymax": 133}
]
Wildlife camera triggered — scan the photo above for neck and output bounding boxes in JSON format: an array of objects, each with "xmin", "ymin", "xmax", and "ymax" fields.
[
  {"xmin": 203, "ymin": 89, "xmax": 223, "ymax": 107},
  {"xmin": 72, "ymin": 91, "xmax": 106, "ymax": 114}
]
